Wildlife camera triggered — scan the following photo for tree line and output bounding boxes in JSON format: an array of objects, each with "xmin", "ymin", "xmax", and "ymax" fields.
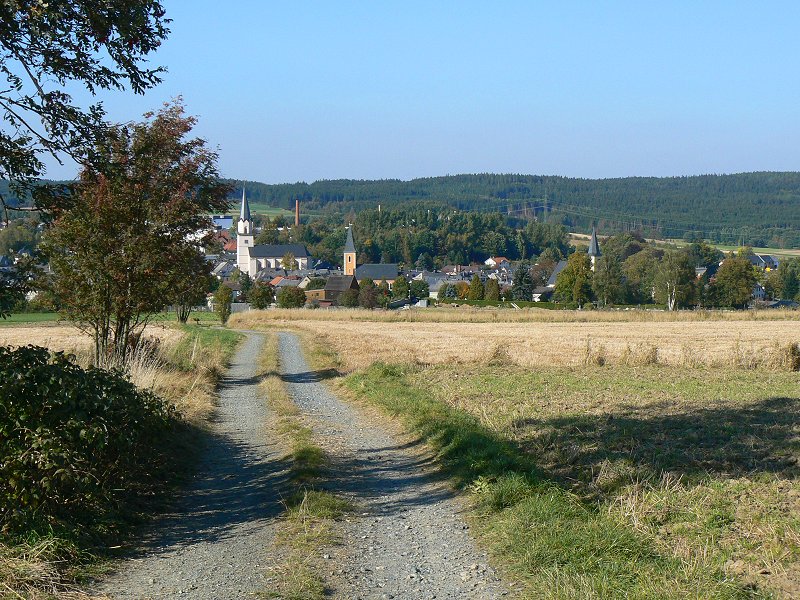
[
  {"xmin": 254, "ymin": 204, "xmax": 571, "ymax": 268},
  {"xmin": 224, "ymin": 172, "xmax": 800, "ymax": 249}
]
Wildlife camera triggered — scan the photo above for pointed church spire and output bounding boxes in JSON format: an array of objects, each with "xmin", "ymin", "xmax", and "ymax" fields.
[
  {"xmin": 587, "ymin": 226, "xmax": 601, "ymax": 257},
  {"xmin": 239, "ymin": 184, "xmax": 251, "ymax": 222},
  {"xmin": 344, "ymin": 224, "xmax": 356, "ymax": 254}
]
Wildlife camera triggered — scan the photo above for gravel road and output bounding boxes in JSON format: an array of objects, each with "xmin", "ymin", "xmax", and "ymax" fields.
[
  {"xmin": 97, "ymin": 332, "xmax": 287, "ymax": 599},
  {"xmin": 278, "ymin": 331, "xmax": 508, "ymax": 599}
]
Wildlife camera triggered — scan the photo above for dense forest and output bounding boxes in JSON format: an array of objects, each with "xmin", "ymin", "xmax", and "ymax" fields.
[
  {"xmin": 3, "ymin": 173, "xmax": 800, "ymax": 248},
  {"xmin": 231, "ymin": 172, "xmax": 800, "ymax": 248},
  {"xmin": 255, "ymin": 205, "xmax": 571, "ymax": 268}
]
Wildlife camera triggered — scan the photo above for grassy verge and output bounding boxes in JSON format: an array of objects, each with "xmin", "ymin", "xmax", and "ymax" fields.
[
  {"xmin": 0, "ymin": 325, "xmax": 243, "ymax": 599},
  {"xmin": 343, "ymin": 361, "xmax": 792, "ymax": 598},
  {"xmin": 258, "ymin": 333, "xmax": 350, "ymax": 600}
]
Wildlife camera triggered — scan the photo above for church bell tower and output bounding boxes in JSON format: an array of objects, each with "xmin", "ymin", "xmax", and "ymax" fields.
[
  {"xmin": 237, "ymin": 186, "xmax": 254, "ymax": 275},
  {"xmin": 343, "ymin": 225, "xmax": 356, "ymax": 276}
]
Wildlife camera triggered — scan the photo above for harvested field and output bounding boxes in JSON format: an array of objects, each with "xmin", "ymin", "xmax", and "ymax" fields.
[
  {"xmin": 0, "ymin": 324, "xmax": 183, "ymax": 363},
  {"xmin": 232, "ymin": 310, "xmax": 800, "ymax": 371}
]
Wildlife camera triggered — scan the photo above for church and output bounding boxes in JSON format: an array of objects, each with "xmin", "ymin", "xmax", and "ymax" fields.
[{"xmin": 236, "ymin": 188, "xmax": 309, "ymax": 277}]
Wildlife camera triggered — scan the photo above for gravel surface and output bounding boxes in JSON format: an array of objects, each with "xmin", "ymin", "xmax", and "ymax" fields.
[
  {"xmin": 97, "ymin": 332, "xmax": 287, "ymax": 599},
  {"xmin": 278, "ymin": 331, "xmax": 508, "ymax": 599}
]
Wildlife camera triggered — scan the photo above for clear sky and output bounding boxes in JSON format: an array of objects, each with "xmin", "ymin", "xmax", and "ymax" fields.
[{"xmin": 44, "ymin": 1, "xmax": 800, "ymax": 183}]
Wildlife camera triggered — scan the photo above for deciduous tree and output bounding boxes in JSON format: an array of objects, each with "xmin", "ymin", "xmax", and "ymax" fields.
[
  {"xmin": 653, "ymin": 251, "xmax": 695, "ymax": 310},
  {"xmin": 214, "ymin": 285, "xmax": 232, "ymax": 324},
  {"xmin": 41, "ymin": 102, "xmax": 229, "ymax": 361},
  {"xmin": 484, "ymin": 278, "xmax": 501, "ymax": 301},
  {"xmin": 468, "ymin": 274, "xmax": 484, "ymax": 300},
  {"xmin": 713, "ymin": 255, "xmax": 757, "ymax": 308}
]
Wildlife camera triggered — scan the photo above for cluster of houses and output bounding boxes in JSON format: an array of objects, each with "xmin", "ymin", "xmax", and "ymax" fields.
[
  {"xmin": 202, "ymin": 192, "xmax": 795, "ymax": 310},
  {"xmin": 205, "ymin": 190, "xmax": 517, "ymax": 308}
]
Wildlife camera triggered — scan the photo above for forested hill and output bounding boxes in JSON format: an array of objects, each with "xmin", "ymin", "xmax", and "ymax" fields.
[{"xmin": 231, "ymin": 172, "xmax": 800, "ymax": 248}]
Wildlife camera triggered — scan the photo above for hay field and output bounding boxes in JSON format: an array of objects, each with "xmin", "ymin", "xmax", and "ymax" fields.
[
  {"xmin": 232, "ymin": 309, "xmax": 800, "ymax": 371},
  {"xmin": 0, "ymin": 324, "xmax": 183, "ymax": 362}
]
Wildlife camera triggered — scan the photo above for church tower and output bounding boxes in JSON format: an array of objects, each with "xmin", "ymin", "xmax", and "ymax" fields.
[
  {"xmin": 587, "ymin": 225, "xmax": 601, "ymax": 272},
  {"xmin": 343, "ymin": 225, "xmax": 356, "ymax": 276},
  {"xmin": 237, "ymin": 186, "xmax": 254, "ymax": 276}
]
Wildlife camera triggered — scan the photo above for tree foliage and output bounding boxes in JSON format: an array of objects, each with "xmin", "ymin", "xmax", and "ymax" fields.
[
  {"xmin": 713, "ymin": 256, "xmax": 757, "ymax": 308},
  {"xmin": 248, "ymin": 282, "xmax": 274, "ymax": 309},
  {"xmin": 213, "ymin": 285, "xmax": 232, "ymax": 324},
  {"xmin": 554, "ymin": 253, "xmax": 593, "ymax": 306},
  {"xmin": 0, "ymin": 0, "xmax": 169, "ymax": 213},
  {"xmin": 592, "ymin": 256, "xmax": 625, "ymax": 307},
  {"xmin": 41, "ymin": 102, "xmax": 229, "ymax": 360},
  {"xmin": 468, "ymin": 274, "xmax": 484, "ymax": 300},
  {"xmin": 653, "ymin": 251, "xmax": 696, "ymax": 310},
  {"xmin": 277, "ymin": 285, "xmax": 306, "ymax": 308}
]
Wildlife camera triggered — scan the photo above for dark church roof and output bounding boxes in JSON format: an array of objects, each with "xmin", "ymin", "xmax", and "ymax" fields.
[
  {"xmin": 587, "ymin": 227, "xmax": 601, "ymax": 257},
  {"xmin": 344, "ymin": 226, "xmax": 356, "ymax": 253},
  {"xmin": 249, "ymin": 244, "xmax": 308, "ymax": 258},
  {"xmin": 355, "ymin": 264, "xmax": 398, "ymax": 282},
  {"xmin": 239, "ymin": 187, "xmax": 250, "ymax": 222}
]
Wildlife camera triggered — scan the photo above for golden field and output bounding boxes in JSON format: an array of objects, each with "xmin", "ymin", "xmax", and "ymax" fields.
[{"xmin": 231, "ymin": 308, "xmax": 800, "ymax": 371}]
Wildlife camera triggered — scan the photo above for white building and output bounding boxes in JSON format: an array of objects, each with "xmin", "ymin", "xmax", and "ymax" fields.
[{"xmin": 236, "ymin": 188, "xmax": 308, "ymax": 277}]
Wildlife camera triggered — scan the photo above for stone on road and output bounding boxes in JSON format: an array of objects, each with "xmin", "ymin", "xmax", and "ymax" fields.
[
  {"xmin": 97, "ymin": 332, "xmax": 287, "ymax": 599},
  {"xmin": 278, "ymin": 331, "xmax": 508, "ymax": 599}
]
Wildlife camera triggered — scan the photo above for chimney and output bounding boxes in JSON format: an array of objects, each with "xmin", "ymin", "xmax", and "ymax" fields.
[{"xmin": 295, "ymin": 199, "xmax": 300, "ymax": 226}]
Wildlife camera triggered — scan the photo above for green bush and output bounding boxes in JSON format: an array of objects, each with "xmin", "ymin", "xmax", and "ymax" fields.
[
  {"xmin": 0, "ymin": 346, "xmax": 177, "ymax": 535},
  {"xmin": 277, "ymin": 286, "xmax": 307, "ymax": 308}
]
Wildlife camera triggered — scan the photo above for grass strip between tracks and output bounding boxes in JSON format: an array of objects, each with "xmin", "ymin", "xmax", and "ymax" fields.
[{"xmin": 258, "ymin": 333, "xmax": 351, "ymax": 600}]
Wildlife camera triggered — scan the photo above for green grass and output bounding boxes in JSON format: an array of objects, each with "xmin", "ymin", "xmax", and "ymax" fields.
[
  {"xmin": 344, "ymin": 363, "xmax": 777, "ymax": 598},
  {"xmin": 0, "ymin": 312, "xmax": 60, "ymax": 325},
  {"xmin": 0, "ymin": 310, "xmax": 220, "ymax": 327}
]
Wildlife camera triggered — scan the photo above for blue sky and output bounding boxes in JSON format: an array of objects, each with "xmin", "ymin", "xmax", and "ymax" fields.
[{"xmin": 45, "ymin": 1, "xmax": 800, "ymax": 183}]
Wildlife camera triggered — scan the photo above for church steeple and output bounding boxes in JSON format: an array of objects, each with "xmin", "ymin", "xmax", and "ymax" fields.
[
  {"xmin": 239, "ymin": 185, "xmax": 251, "ymax": 224},
  {"xmin": 237, "ymin": 184, "xmax": 254, "ymax": 275},
  {"xmin": 343, "ymin": 225, "xmax": 356, "ymax": 276},
  {"xmin": 587, "ymin": 225, "xmax": 601, "ymax": 271}
]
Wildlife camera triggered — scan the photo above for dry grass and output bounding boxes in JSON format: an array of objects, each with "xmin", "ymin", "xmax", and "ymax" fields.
[
  {"xmin": 232, "ymin": 309, "xmax": 800, "ymax": 372},
  {"xmin": 0, "ymin": 324, "xmax": 234, "ymax": 424},
  {"xmin": 412, "ymin": 363, "xmax": 800, "ymax": 597}
]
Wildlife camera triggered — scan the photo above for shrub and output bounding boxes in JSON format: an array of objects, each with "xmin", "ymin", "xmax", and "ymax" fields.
[
  {"xmin": 0, "ymin": 346, "xmax": 177, "ymax": 535},
  {"xmin": 277, "ymin": 286, "xmax": 307, "ymax": 308},
  {"xmin": 248, "ymin": 282, "xmax": 274, "ymax": 309},
  {"xmin": 214, "ymin": 285, "xmax": 233, "ymax": 323},
  {"xmin": 338, "ymin": 289, "xmax": 360, "ymax": 308}
]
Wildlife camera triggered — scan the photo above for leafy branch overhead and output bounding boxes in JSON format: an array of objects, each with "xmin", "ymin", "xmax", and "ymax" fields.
[{"xmin": 0, "ymin": 0, "xmax": 169, "ymax": 214}]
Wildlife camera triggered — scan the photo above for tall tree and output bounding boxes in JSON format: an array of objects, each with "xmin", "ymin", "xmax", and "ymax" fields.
[
  {"xmin": 467, "ymin": 274, "xmax": 484, "ymax": 300},
  {"xmin": 0, "ymin": 1, "xmax": 169, "ymax": 312},
  {"xmin": 392, "ymin": 274, "xmax": 409, "ymax": 300},
  {"xmin": 653, "ymin": 251, "xmax": 696, "ymax": 310},
  {"xmin": 511, "ymin": 265, "xmax": 534, "ymax": 301},
  {"xmin": 0, "ymin": 1, "xmax": 169, "ymax": 217},
  {"xmin": 713, "ymin": 255, "xmax": 757, "ymax": 308},
  {"xmin": 554, "ymin": 253, "xmax": 593, "ymax": 306},
  {"xmin": 592, "ymin": 256, "xmax": 625, "ymax": 307},
  {"xmin": 484, "ymin": 278, "xmax": 501, "ymax": 301},
  {"xmin": 41, "ymin": 102, "xmax": 229, "ymax": 362}
]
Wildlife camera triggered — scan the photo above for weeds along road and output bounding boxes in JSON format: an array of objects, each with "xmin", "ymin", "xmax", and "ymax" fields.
[
  {"xmin": 278, "ymin": 332, "xmax": 507, "ymax": 599},
  {"xmin": 97, "ymin": 333, "xmax": 289, "ymax": 599}
]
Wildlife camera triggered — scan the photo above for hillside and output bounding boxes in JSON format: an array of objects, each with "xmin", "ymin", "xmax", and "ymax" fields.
[{"xmin": 230, "ymin": 172, "xmax": 800, "ymax": 248}]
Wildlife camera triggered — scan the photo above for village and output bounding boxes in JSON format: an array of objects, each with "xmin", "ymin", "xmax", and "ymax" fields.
[{"xmin": 199, "ymin": 188, "xmax": 797, "ymax": 314}]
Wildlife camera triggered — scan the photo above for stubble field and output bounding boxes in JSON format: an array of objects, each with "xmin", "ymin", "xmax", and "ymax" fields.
[{"xmin": 234, "ymin": 307, "xmax": 800, "ymax": 597}]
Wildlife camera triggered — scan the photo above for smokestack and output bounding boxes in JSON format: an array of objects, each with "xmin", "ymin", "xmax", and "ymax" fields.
[{"xmin": 295, "ymin": 199, "xmax": 300, "ymax": 226}]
